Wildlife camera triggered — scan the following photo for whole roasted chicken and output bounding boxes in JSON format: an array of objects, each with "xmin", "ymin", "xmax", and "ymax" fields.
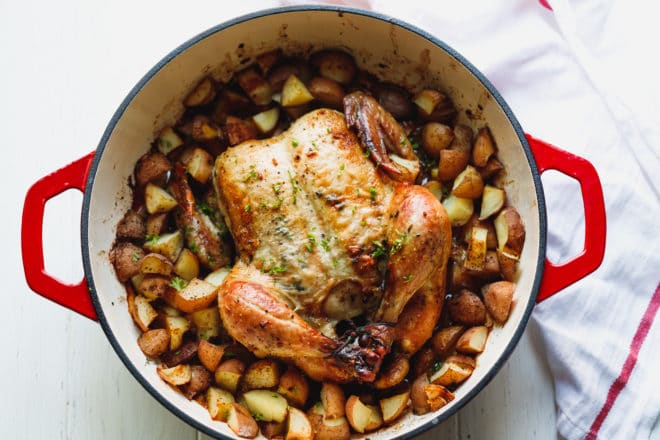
[{"xmin": 212, "ymin": 92, "xmax": 451, "ymax": 383}]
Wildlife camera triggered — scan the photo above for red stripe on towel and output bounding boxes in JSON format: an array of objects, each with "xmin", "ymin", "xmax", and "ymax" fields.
[
  {"xmin": 539, "ymin": 0, "xmax": 553, "ymax": 10},
  {"xmin": 586, "ymin": 282, "xmax": 660, "ymax": 439}
]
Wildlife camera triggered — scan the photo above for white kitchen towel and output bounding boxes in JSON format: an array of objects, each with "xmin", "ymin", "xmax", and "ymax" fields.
[{"xmin": 286, "ymin": 0, "xmax": 660, "ymax": 438}]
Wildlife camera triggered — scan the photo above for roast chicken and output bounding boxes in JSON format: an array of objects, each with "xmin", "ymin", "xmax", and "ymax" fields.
[{"xmin": 211, "ymin": 92, "xmax": 452, "ymax": 383}]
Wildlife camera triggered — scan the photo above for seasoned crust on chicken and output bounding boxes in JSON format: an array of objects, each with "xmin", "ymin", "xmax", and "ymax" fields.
[{"xmin": 213, "ymin": 104, "xmax": 451, "ymax": 383}]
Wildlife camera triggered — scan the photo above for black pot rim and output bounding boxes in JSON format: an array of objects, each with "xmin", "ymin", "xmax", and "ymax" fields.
[{"xmin": 81, "ymin": 5, "xmax": 546, "ymax": 440}]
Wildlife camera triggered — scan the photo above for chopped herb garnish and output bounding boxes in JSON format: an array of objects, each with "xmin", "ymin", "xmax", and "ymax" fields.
[
  {"xmin": 390, "ymin": 230, "xmax": 409, "ymax": 254},
  {"xmin": 189, "ymin": 241, "xmax": 198, "ymax": 253},
  {"xmin": 131, "ymin": 253, "xmax": 140, "ymax": 262},
  {"xmin": 411, "ymin": 141, "xmax": 421, "ymax": 151},
  {"xmin": 320, "ymin": 239, "xmax": 330, "ymax": 252},
  {"xmin": 244, "ymin": 204, "xmax": 251, "ymax": 212},
  {"xmin": 243, "ymin": 165, "xmax": 258, "ymax": 182},
  {"xmin": 431, "ymin": 361, "xmax": 443, "ymax": 373},
  {"xmin": 197, "ymin": 201, "xmax": 214, "ymax": 217},
  {"xmin": 157, "ymin": 138, "xmax": 172, "ymax": 150},
  {"xmin": 253, "ymin": 412, "xmax": 264, "ymax": 422},
  {"xmin": 311, "ymin": 141, "xmax": 318, "ymax": 150},
  {"xmin": 288, "ymin": 170, "xmax": 301, "ymax": 205},
  {"xmin": 306, "ymin": 234, "xmax": 316, "ymax": 252},
  {"xmin": 369, "ymin": 187, "xmax": 377, "ymax": 201},
  {"xmin": 145, "ymin": 234, "xmax": 159, "ymax": 245},
  {"xmin": 272, "ymin": 183, "xmax": 282, "ymax": 195},
  {"xmin": 403, "ymin": 274, "xmax": 414, "ymax": 282},
  {"xmin": 269, "ymin": 264, "xmax": 287, "ymax": 275},
  {"xmin": 338, "ymin": 163, "xmax": 345, "ymax": 177},
  {"xmin": 291, "ymin": 139, "xmax": 299, "ymax": 147},
  {"xmin": 332, "ymin": 258, "xmax": 339, "ymax": 268},
  {"xmin": 360, "ymin": 219, "xmax": 367, "ymax": 226},
  {"xmin": 270, "ymin": 198, "xmax": 283, "ymax": 209},
  {"xmin": 351, "ymin": 206, "xmax": 358, "ymax": 215},
  {"xmin": 169, "ymin": 276, "xmax": 188, "ymax": 291},
  {"xmin": 371, "ymin": 240, "xmax": 387, "ymax": 258}
]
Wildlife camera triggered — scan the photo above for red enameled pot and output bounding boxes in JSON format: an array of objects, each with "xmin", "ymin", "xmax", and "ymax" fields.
[{"xmin": 21, "ymin": 6, "xmax": 605, "ymax": 439}]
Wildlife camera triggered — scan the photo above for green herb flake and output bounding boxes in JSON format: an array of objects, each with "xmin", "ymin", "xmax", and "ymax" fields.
[
  {"xmin": 244, "ymin": 204, "xmax": 251, "ymax": 212},
  {"xmin": 288, "ymin": 170, "xmax": 301, "ymax": 205},
  {"xmin": 189, "ymin": 241, "xmax": 198, "ymax": 253},
  {"xmin": 369, "ymin": 187, "xmax": 377, "ymax": 201},
  {"xmin": 169, "ymin": 276, "xmax": 188, "ymax": 291},
  {"xmin": 403, "ymin": 274, "xmax": 414, "ymax": 282},
  {"xmin": 305, "ymin": 234, "xmax": 316, "ymax": 252},
  {"xmin": 272, "ymin": 183, "xmax": 282, "ymax": 195},
  {"xmin": 145, "ymin": 234, "xmax": 159, "ymax": 245},
  {"xmin": 390, "ymin": 230, "xmax": 409, "ymax": 255},
  {"xmin": 270, "ymin": 198, "xmax": 283, "ymax": 209},
  {"xmin": 291, "ymin": 139, "xmax": 299, "ymax": 147},
  {"xmin": 371, "ymin": 240, "xmax": 387, "ymax": 258},
  {"xmin": 431, "ymin": 361, "xmax": 443, "ymax": 373},
  {"xmin": 332, "ymin": 258, "xmax": 339, "ymax": 268},
  {"xmin": 268, "ymin": 264, "xmax": 287, "ymax": 276},
  {"xmin": 197, "ymin": 201, "xmax": 214, "ymax": 217},
  {"xmin": 338, "ymin": 163, "xmax": 345, "ymax": 177},
  {"xmin": 320, "ymin": 238, "xmax": 330, "ymax": 252},
  {"xmin": 131, "ymin": 253, "xmax": 140, "ymax": 262},
  {"xmin": 360, "ymin": 219, "xmax": 367, "ymax": 227},
  {"xmin": 243, "ymin": 165, "xmax": 258, "ymax": 182}
]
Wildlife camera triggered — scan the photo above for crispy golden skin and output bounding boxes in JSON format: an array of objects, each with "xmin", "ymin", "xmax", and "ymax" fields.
[{"xmin": 214, "ymin": 103, "xmax": 451, "ymax": 383}]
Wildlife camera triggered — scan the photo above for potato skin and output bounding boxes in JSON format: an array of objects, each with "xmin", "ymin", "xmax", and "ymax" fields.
[
  {"xmin": 421, "ymin": 122, "xmax": 453, "ymax": 158},
  {"xmin": 116, "ymin": 210, "xmax": 145, "ymax": 241},
  {"xmin": 373, "ymin": 356, "xmax": 410, "ymax": 390},
  {"xmin": 184, "ymin": 365, "xmax": 213, "ymax": 399},
  {"xmin": 137, "ymin": 328, "xmax": 170, "ymax": 357},
  {"xmin": 446, "ymin": 289, "xmax": 487, "ymax": 326},
  {"xmin": 437, "ymin": 149, "xmax": 469, "ymax": 182},
  {"xmin": 482, "ymin": 281, "xmax": 515, "ymax": 323},
  {"xmin": 377, "ymin": 83, "xmax": 413, "ymax": 119},
  {"xmin": 410, "ymin": 374, "xmax": 431, "ymax": 415},
  {"xmin": 308, "ymin": 76, "xmax": 345, "ymax": 109},
  {"xmin": 496, "ymin": 207, "xmax": 526, "ymax": 255},
  {"xmin": 110, "ymin": 242, "xmax": 145, "ymax": 282},
  {"xmin": 139, "ymin": 275, "xmax": 170, "ymax": 300},
  {"xmin": 161, "ymin": 339, "xmax": 198, "ymax": 367},
  {"xmin": 430, "ymin": 326, "xmax": 465, "ymax": 358},
  {"xmin": 135, "ymin": 152, "xmax": 173, "ymax": 187}
]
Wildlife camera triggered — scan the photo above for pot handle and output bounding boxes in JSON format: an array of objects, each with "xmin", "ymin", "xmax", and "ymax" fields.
[
  {"xmin": 21, "ymin": 152, "xmax": 98, "ymax": 320},
  {"xmin": 525, "ymin": 134, "xmax": 606, "ymax": 302}
]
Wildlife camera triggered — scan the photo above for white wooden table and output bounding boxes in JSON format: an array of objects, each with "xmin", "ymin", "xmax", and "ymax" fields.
[{"xmin": 3, "ymin": 1, "xmax": 559, "ymax": 438}]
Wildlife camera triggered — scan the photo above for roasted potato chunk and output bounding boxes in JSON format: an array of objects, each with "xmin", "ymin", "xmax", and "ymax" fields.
[
  {"xmin": 446, "ymin": 289, "xmax": 487, "ymax": 326},
  {"xmin": 421, "ymin": 122, "xmax": 453, "ymax": 158},
  {"xmin": 311, "ymin": 50, "xmax": 356, "ymax": 85},
  {"xmin": 482, "ymin": 281, "xmax": 515, "ymax": 323},
  {"xmin": 135, "ymin": 152, "xmax": 172, "ymax": 187},
  {"xmin": 116, "ymin": 210, "xmax": 145, "ymax": 241},
  {"xmin": 183, "ymin": 76, "xmax": 216, "ymax": 107},
  {"xmin": 241, "ymin": 359, "xmax": 281, "ymax": 391},
  {"xmin": 157, "ymin": 364, "xmax": 192, "ymax": 386},
  {"xmin": 110, "ymin": 242, "xmax": 144, "ymax": 282},
  {"xmin": 236, "ymin": 67, "xmax": 273, "ymax": 106},
  {"xmin": 494, "ymin": 207, "xmax": 526, "ymax": 257},
  {"xmin": 277, "ymin": 366, "xmax": 309, "ymax": 408},
  {"xmin": 137, "ymin": 328, "xmax": 170, "ymax": 358}
]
